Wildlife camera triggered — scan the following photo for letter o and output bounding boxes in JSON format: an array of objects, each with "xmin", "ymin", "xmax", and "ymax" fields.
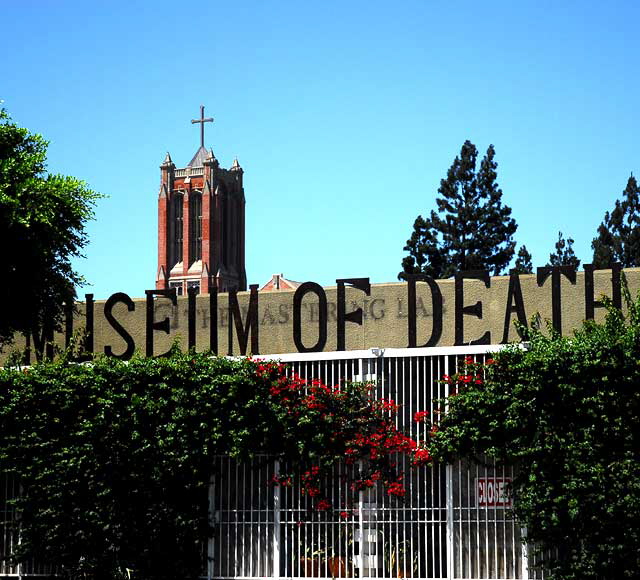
[{"xmin": 293, "ymin": 282, "xmax": 327, "ymax": 353}]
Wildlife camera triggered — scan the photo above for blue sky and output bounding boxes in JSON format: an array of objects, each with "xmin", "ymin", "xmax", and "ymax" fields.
[{"xmin": 2, "ymin": 0, "xmax": 639, "ymax": 299}]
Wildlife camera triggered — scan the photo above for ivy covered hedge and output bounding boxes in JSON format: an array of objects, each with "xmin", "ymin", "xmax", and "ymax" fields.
[
  {"xmin": 0, "ymin": 350, "xmax": 426, "ymax": 579},
  {"xmin": 429, "ymin": 296, "xmax": 640, "ymax": 579}
]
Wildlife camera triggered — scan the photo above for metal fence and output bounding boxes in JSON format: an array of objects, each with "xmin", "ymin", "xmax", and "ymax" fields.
[
  {"xmin": 2, "ymin": 345, "xmax": 544, "ymax": 579},
  {"xmin": 209, "ymin": 346, "xmax": 542, "ymax": 580},
  {"xmin": 1, "ymin": 473, "xmax": 59, "ymax": 578}
]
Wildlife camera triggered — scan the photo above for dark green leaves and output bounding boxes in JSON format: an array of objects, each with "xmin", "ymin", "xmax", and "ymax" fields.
[
  {"xmin": 513, "ymin": 245, "xmax": 534, "ymax": 274},
  {"xmin": 0, "ymin": 108, "xmax": 100, "ymax": 347},
  {"xmin": 0, "ymin": 354, "xmax": 269, "ymax": 577},
  {"xmin": 592, "ymin": 174, "xmax": 640, "ymax": 268},
  {"xmin": 399, "ymin": 140, "xmax": 517, "ymax": 280},
  {"xmin": 547, "ymin": 231, "xmax": 581, "ymax": 268}
]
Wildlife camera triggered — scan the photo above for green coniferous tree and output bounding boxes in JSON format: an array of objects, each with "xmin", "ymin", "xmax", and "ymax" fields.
[
  {"xmin": 547, "ymin": 231, "xmax": 580, "ymax": 268},
  {"xmin": 399, "ymin": 140, "xmax": 517, "ymax": 280},
  {"xmin": 513, "ymin": 245, "xmax": 533, "ymax": 274},
  {"xmin": 592, "ymin": 174, "xmax": 640, "ymax": 268}
]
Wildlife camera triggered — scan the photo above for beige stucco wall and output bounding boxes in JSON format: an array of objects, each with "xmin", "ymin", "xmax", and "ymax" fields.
[{"xmin": 2, "ymin": 267, "xmax": 635, "ymax": 362}]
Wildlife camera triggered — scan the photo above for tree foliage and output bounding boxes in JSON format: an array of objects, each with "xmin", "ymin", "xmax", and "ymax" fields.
[
  {"xmin": 592, "ymin": 174, "xmax": 640, "ymax": 268},
  {"xmin": 429, "ymin": 297, "xmax": 640, "ymax": 579},
  {"xmin": 547, "ymin": 231, "xmax": 580, "ymax": 268},
  {"xmin": 513, "ymin": 244, "xmax": 533, "ymax": 274},
  {"xmin": 0, "ymin": 108, "xmax": 99, "ymax": 345},
  {"xmin": 0, "ymin": 351, "xmax": 425, "ymax": 579},
  {"xmin": 400, "ymin": 140, "xmax": 517, "ymax": 279}
]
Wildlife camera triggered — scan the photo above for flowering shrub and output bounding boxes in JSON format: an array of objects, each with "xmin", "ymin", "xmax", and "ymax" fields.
[{"xmin": 254, "ymin": 360, "xmax": 430, "ymax": 511}]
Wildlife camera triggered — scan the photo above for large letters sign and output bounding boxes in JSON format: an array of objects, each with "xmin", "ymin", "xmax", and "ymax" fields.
[{"xmin": 6, "ymin": 265, "xmax": 632, "ymax": 363}]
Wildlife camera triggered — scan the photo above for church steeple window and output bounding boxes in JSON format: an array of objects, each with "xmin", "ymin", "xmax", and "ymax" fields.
[
  {"xmin": 170, "ymin": 192, "xmax": 183, "ymax": 266},
  {"xmin": 189, "ymin": 192, "xmax": 202, "ymax": 262}
]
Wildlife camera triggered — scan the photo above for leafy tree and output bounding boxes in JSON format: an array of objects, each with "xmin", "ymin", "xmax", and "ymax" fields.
[
  {"xmin": 592, "ymin": 173, "xmax": 640, "ymax": 267},
  {"xmin": 513, "ymin": 244, "xmax": 533, "ymax": 274},
  {"xmin": 429, "ymin": 295, "xmax": 640, "ymax": 579},
  {"xmin": 547, "ymin": 231, "xmax": 580, "ymax": 268},
  {"xmin": 399, "ymin": 140, "xmax": 517, "ymax": 280},
  {"xmin": 0, "ymin": 108, "xmax": 99, "ymax": 345}
]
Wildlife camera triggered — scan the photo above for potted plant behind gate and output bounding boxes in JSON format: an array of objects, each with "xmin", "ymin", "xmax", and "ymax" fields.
[
  {"xmin": 385, "ymin": 539, "xmax": 417, "ymax": 578},
  {"xmin": 299, "ymin": 524, "xmax": 354, "ymax": 577},
  {"xmin": 325, "ymin": 524, "xmax": 353, "ymax": 578},
  {"xmin": 299, "ymin": 545, "xmax": 324, "ymax": 577}
]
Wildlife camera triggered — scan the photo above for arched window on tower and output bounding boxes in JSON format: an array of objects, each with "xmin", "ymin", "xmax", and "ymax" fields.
[
  {"xmin": 233, "ymin": 199, "xmax": 239, "ymax": 269},
  {"xmin": 189, "ymin": 191, "xmax": 202, "ymax": 262},
  {"xmin": 220, "ymin": 190, "xmax": 227, "ymax": 267},
  {"xmin": 170, "ymin": 192, "xmax": 183, "ymax": 266}
]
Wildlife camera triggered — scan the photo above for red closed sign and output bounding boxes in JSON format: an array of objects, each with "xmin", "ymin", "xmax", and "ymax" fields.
[{"xmin": 476, "ymin": 477, "xmax": 512, "ymax": 507}]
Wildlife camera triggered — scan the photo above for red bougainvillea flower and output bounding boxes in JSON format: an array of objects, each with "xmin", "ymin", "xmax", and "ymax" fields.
[
  {"xmin": 302, "ymin": 486, "xmax": 321, "ymax": 497},
  {"xmin": 269, "ymin": 474, "xmax": 293, "ymax": 487},
  {"xmin": 316, "ymin": 499, "xmax": 331, "ymax": 511},
  {"xmin": 339, "ymin": 510, "xmax": 351, "ymax": 519},
  {"xmin": 386, "ymin": 482, "xmax": 406, "ymax": 497},
  {"xmin": 411, "ymin": 448, "xmax": 431, "ymax": 466},
  {"xmin": 413, "ymin": 410, "xmax": 429, "ymax": 423}
]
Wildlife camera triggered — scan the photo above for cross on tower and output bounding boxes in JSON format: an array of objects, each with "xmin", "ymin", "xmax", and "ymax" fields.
[{"xmin": 191, "ymin": 105, "xmax": 214, "ymax": 148}]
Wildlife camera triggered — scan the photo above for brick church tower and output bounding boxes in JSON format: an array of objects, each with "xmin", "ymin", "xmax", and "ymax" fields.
[{"xmin": 156, "ymin": 106, "xmax": 247, "ymax": 295}]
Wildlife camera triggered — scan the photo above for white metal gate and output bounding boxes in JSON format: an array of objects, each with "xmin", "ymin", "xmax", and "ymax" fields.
[{"xmin": 209, "ymin": 346, "xmax": 543, "ymax": 580}]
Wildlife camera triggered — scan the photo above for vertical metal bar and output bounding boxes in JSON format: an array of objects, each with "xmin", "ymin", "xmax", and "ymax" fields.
[
  {"xmin": 502, "ymin": 463, "xmax": 507, "ymax": 579},
  {"xmin": 427, "ymin": 355, "xmax": 434, "ymax": 579},
  {"xmin": 408, "ymin": 355, "xmax": 414, "ymax": 580},
  {"xmin": 457, "ymin": 460, "xmax": 463, "ymax": 579},
  {"xmin": 208, "ymin": 473, "xmax": 215, "ymax": 580},
  {"xmin": 358, "ymin": 473, "xmax": 365, "ymax": 578},
  {"xmin": 17, "ymin": 478, "xmax": 23, "ymax": 580},
  {"xmin": 255, "ymin": 458, "xmax": 260, "ymax": 577},
  {"xmin": 221, "ymin": 457, "xmax": 226, "ymax": 579},
  {"xmin": 254, "ymin": 459, "xmax": 259, "ymax": 577},
  {"xmin": 233, "ymin": 458, "xmax": 238, "ymax": 577},
  {"xmin": 273, "ymin": 459, "xmax": 281, "ymax": 580},
  {"xmin": 393, "ymin": 357, "xmax": 400, "ymax": 580},
  {"xmin": 521, "ymin": 526, "xmax": 529, "ymax": 579},
  {"xmin": 483, "ymin": 461, "xmax": 489, "ymax": 579},
  {"xmin": 446, "ymin": 463, "xmax": 454, "ymax": 580},
  {"xmin": 297, "ymin": 461, "xmax": 301, "ymax": 579},
  {"xmin": 494, "ymin": 459, "xmax": 499, "ymax": 578},
  {"xmin": 511, "ymin": 467, "xmax": 517, "ymax": 579},
  {"xmin": 444, "ymin": 354, "xmax": 454, "ymax": 580},
  {"xmin": 2, "ymin": 472, "xmax": 8, "ymax": 576}
]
